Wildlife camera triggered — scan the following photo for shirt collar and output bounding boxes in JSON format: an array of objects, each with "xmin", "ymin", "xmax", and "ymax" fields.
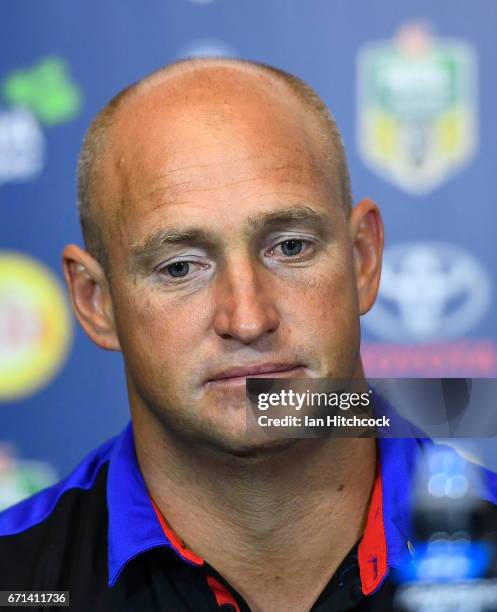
[
  {"xmin": 357, "ymin": 390, "xmax": 430, "ymax": 594},
  {"xmin": 358, "ymin": 435, "xmax": 422, "ymax": 594},
  {"xmin": 106, "ymin": 422, "xmax": 203, "ymax": 587},
  {"xmin": 105, "ymin": 420, "xmax": 429, "ymax": 592},
  {"xmin": 107, "ymin": 423, "xmax": 166, "ymax": 586}
]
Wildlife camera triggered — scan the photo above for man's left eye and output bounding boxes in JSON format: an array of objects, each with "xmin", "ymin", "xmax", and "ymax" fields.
[
  {"xmin": 265, "ymin": 238, "xmax": 314, "ymax": 260},
  {"xmin": 278, "ymin": 239, "xmax": 304, "ymax": 257},
  {"xmin": 166, "ymin": 261, "xmax": 191, "ymax": 277}
]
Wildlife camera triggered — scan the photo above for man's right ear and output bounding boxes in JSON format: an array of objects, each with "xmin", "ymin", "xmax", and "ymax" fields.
[{"xmin": 62, "ymin": 244, "xmax": 121, "ymax": 351}]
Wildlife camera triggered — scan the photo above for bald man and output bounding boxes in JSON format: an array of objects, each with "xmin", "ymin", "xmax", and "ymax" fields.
[{"xmin": 0, "ymin": 59, "xmax": 397, "ymax": 611}]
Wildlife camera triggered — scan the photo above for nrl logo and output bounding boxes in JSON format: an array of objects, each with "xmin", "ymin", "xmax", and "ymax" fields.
[{"xmin": 357, "ymin": 23, "xmax": 477, "ymax": 194}]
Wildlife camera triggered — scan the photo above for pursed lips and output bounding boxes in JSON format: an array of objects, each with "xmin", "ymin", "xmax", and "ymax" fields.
[{"xmin": 205, "ymin": 363, "xmax": 307, "ymax": 387}]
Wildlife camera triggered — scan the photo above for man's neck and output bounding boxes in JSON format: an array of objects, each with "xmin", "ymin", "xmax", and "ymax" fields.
[{"xmin": 133, "ymin": 413, "xmax": 376, "ymax": 612}]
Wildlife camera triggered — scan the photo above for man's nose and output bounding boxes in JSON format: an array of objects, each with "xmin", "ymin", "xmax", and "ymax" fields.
[{"xmin": 212, "ymin": 258, "xmax": 280, "ymax": 344}]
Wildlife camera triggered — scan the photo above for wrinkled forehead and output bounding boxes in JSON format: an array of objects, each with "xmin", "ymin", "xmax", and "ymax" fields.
[{"xmin": 96, "ymin": 67, "xmax": 336, "ymax": 251}]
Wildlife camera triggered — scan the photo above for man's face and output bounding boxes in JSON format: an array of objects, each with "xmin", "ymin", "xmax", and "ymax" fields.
[{"xmin": 94, "ymin": 71, "xmax": 365, "ymax": 453}]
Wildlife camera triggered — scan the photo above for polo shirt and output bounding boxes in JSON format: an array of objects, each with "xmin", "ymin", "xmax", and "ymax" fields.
[{"xmin": 1, "ymin": 422, "xmax": 496, "ymax": 611}]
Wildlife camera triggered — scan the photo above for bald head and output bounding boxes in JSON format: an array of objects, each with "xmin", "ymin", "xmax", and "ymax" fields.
[{"xmin": 77, "ymin": 58, "xmax": 353, "ymax": 274}]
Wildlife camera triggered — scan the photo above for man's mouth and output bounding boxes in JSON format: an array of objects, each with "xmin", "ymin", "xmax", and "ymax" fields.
[{"xmin": 205, "ymin": 363, "xmax": 307, "ymax": 387}]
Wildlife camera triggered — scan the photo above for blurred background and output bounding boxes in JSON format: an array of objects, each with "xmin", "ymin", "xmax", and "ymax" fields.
[{"xmin": 0, "ymin": 0, "xmax": 496, "ymax": 509}]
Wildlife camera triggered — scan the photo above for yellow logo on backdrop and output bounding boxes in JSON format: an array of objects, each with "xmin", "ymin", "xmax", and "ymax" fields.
[
  {"xmin": 0, "ymin": 253, "xmax": 72, "ymax": 401},
  {"xmin": 357, "ymin": 22, "xmax": 477, "ymax": 194}
]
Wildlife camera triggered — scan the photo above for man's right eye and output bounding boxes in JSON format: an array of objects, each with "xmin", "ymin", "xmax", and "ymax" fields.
[{"xmin": 156, "ymin": 260, "xmax": 210, "ymax": 281}]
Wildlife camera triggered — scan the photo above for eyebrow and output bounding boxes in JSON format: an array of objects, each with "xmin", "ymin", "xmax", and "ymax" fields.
[
  {"xmin": 130, "ymin": 204, "xmax": 332, "ymax": 270},
  {"xmin": 246, "ymin": 204, "xmax": 329, "ymax": 233}
]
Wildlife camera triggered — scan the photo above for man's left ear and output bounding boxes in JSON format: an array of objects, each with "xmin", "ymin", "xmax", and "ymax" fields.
[{"xmin": 349, "ymin": 198, "xmax": 384, "ymax": 315}]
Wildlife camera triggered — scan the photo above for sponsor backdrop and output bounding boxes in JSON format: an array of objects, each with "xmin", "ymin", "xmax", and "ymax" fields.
[{"xmin": 0, "ymin": 1, "xmax": 496, "ymax": 507}]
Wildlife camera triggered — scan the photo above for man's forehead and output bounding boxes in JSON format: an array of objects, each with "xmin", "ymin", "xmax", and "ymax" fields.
[
  {"xmin": 96, "ymin": 64, "xmax": 336, "ymax": 244},
  {"xmin": 111, "ymin": 66, "xmax": 318, "ymax": 155}
]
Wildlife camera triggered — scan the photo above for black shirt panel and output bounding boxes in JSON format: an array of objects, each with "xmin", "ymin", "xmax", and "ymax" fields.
[{"xmin": 0, "ymin": 464, "xmax": 111, "ymax": 610}]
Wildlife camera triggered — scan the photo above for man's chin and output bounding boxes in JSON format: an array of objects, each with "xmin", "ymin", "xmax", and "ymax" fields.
[{"xmin": 205, "ymin": 433, "xmax": 301, "ymax": 460}]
